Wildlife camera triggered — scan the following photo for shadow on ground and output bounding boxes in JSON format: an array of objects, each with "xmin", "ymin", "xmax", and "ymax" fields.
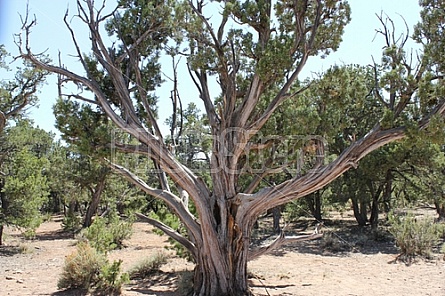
[
  {"xmin": 126, "ymin": 271, "xmax": 186, "ymax": 296},
  {"xmin": 35, "ymin": 229, "xmax": 75, "ymax": 241},
  {"xmin": 251, "ymin": 217, "xmax": 399, "ymax": 258},
  {"xmin": 0, "ymin": 245, "xmax": 26, "ymax": 257},
  {"xmin": 51, "ymin": 289, "xmax": 88, "ymax": 296}
]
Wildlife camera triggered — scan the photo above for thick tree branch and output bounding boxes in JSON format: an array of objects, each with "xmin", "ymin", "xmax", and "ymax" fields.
[
  {"xmin": 135, "ymin": 213, "xmax": 197, "ymax": 257},
  {"xmin": 19, "ymin": 4, "xmax": 213, "ymax": 219},
  {"xmin": 107, "ymin": 160, "xmax": 201, "ymax": 242},
  {"xmin": 248, "ymin": 232, "xmax": 323, "ymax": 261},
  {"xmin": 242, "ymin": 1, "xmax": 322, "ymax": 132},
  {"xmin": 238, "ymin": 125, "xmax": 407, "ymax": 222}
]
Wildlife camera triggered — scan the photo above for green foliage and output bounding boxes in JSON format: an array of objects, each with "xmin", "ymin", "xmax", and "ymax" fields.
[
  {"xmin": 62, "ymin": 213, "xmax": 82, "ymax": 232},
  {"xmin": 97, "ymin": 260, "xmax": 130, "ymax": 295},
  {"xmin": 78, "ymin": 213, "xmax": 133, "ymax": 253},
  {"xmin": 0, "ymin": 121, "xmax": 52, "ymax": 241},
  {"xmin": 53, "ymin": 98, "xmax": 111, "ymax": 157},
  {"xmin": 58, "ymin": 241, "xmax": 129, "ymax": 294},
  {"xmin": 149, "ymin": 207, "xmax": 194, "ymax": 261},
  {"xmin": 2, "ymin": 148, "xmax": 49, "ymax": 227},
  {"xmin": 414, "ymin": 0, "xmax": 445, "ymax": 73},
  {"xmin": 388, "ymin": 212, "xmax": 444, "ymax": 260},
  {"xmin": 128, "ymin": 251, "xmax": 169, "ymax": 279}
]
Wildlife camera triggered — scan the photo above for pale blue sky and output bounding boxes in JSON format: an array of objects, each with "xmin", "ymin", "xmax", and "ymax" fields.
[{"xmin": 0, "ymin": 0, "xmax": 421, "ymax": 135}]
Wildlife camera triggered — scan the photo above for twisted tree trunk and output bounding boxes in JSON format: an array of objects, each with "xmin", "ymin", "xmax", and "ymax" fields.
[
  {"xmin": 83, "ymin": 178, "xmax": 106, "ymax": 228},
  {"xmin": 17, "ymin": 1, "xmax": 445, "ymax": 294}
]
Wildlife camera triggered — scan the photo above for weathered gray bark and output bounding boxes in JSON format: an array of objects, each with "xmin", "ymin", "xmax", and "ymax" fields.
[{"xmin": 17, "ymin": 1, "xmax": 445, "ymax": 295}]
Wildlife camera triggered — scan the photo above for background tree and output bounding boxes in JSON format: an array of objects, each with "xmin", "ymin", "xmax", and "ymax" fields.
[
  {"xmin": 18, "ymin": 1, "xmax": 445, "ymax": 295},
  {"xmin": 0, "ymin": 45, "xmax": 47, "ymax": 133},
  {"xmin": 0, "ymin": 120, "xmax": 53, "ymax": 245}
]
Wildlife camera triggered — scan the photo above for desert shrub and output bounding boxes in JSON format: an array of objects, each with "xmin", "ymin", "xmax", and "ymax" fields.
[
  {"xmin": 96, "ymin": 260, "xmax": 130, "ymax": 295},
  {"xmin": 17, "ymin": 243, "xmax": 31, "ymax": 254},
  {"xmin": 22, "ymin": 228, "xmax": 37, "ymax": 240},
  {"xmin": 58, "ymin": 241, "xmax": 129, "ymax": 294},
  {"xmin": 78, "ymin": 213, "xmax": 133, "ymax": 253},
  {"xmin": 319, "ymin": 232, "xmax": 349, "ymax": 252},
  {"xmin": 58, "ymin": 241, "xmax": 106, "ymax": 291},
  {"xmin": 128, "ymin": 251, "xmax": 169, "ymax": 279},
  {"xmin": 62, "ymin": 214, "xmax": 82, "ymax": 232},
  {"xmin": 149, "ymin": 209, "xmax": 194, "ymax": 262},
  {"xmin": 388, "ymin": 212, "xmax": 444, "ymax": 260}
]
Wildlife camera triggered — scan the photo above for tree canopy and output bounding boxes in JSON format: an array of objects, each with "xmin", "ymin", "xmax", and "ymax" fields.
[{"xmin": 0, "ymin": 120, "xmax": 53, "ymax": 245}]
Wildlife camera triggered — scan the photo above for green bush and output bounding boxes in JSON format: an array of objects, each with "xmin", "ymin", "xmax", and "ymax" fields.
[
  {"xmin": 58, "ymin": 241, "xmax": 129, "ymax": 294},
  {"xmin": 62, "ymin": 214, "xmax": 82, "ymax": 232},
  {"xmin": 22, "ymin": 229, "xmax": 37, "ymax": 240},
  {"xmin": 128, "ymin": 251, "xmax": 169, "ymax": 279},
  {"xmin": 78, "ymin": 213, "xmax": 133, "ymax": 253},
  {"xmin": 149, "ymin": 209, "xmax": 194, "ymax": 262},
  {"xmin": 96, "ymin": 260, "xmax": 130, "ymax": 295},
  {"xmin": 388, "ymin": 212, "xmax": 444, "ymax": 260}
]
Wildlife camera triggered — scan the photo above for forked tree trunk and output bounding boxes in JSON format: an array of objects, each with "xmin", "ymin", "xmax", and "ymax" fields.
[
  {"xmin": 351, "ymin": 196, "xmax": 368, "ymax": 227},
  {"xmin": 18, "ymin": 2, "xmax": 445, "ymax": 293},
  {"xmin": 193, "ymin": 244, "xmax": 250, "ymax": 295},
  {"xmin": 83, "ymin": 179, "xmax": 106, "ymax": 228},
  {"xmin": 192, "ymin": 213, "xmax": 252, "ymax": 296}
]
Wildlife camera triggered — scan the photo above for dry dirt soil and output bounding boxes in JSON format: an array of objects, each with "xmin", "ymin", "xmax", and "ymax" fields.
[{"xmin": 1, "ymin": 215, "xmax": 445, "ymax": 296}]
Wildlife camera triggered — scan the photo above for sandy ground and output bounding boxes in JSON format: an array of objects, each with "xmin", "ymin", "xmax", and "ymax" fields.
[{"xmin": 1, "ymin": 216, "xmax": 444, "ymax": 296}]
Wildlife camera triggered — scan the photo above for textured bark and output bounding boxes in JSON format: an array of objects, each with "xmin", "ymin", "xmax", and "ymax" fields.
[
  {"xmin": 351, "ymin": 196, "xmax": 368, "ymax": 227},
  {"xmin": 193, "ymin": 231, "xmax": 251, "ymax": 296},
  {"xmin": 16, "ymin": 1, "xmax": 445, "ymax": 294},
  {"xmin": 83, "ymin": 178, "xmax": 106, "ymax": 228}
]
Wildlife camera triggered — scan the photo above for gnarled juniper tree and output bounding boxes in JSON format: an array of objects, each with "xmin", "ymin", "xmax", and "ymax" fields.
[{"xmin": 18, "ymin": 0, "xmax": 445, "ymax": 295}]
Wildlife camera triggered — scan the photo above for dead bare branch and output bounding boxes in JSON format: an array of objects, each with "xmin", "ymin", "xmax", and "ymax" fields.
[{"xmin": 248, "ymin": 232, "xmax": 323, "ymax": 261}]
